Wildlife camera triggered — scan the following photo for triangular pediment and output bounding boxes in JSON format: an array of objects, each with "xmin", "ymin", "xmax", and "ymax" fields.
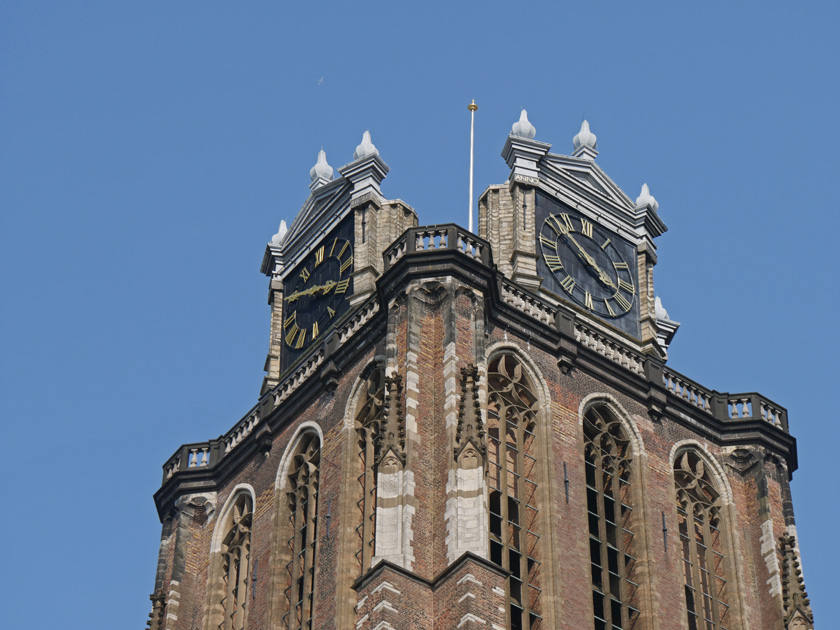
[
  {"xmin": 261, "ymin": 176, "xmax": 354, "ymax": 280},
  {"xmin": 540, "ymin": 153, "xmax": 635, "ymax": 216}
]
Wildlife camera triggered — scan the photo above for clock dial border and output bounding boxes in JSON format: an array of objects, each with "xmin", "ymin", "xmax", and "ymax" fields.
[
  {"xmin": 281, "ymin": 215, "xmax": 355, "ymax": 369},
  {"xmin": 535, "ymin": 193, "xmax": 640, "ymax": 337}
]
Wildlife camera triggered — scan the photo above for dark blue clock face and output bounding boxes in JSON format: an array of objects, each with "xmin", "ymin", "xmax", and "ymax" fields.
[
  {"xmin": 535, "ymin": 194, "xmax": 640, "ymax": 338},
  {"xmin": 281, "ymin": 214, "xmax": 354, "ymax": 369}
]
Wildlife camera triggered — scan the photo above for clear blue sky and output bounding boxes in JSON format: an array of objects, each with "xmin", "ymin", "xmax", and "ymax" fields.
[{"xmin": 2, "ymin": 2, "xmax": 836, "ymax": 627}]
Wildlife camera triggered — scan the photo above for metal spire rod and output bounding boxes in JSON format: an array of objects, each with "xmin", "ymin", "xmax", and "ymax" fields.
[{"xmin": 468, "ymin": 99, "xmax": 478, "ymax": 233}]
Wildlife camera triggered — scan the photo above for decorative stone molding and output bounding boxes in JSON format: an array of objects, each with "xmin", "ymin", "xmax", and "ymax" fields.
[
  {"xmin": 780, "ymin": 534, "xmax": 813, "ymax": 629},
  {"xmin": 379, "ymin": 375, "xmax": 405, "ymax": 467},
  {"xmin": 455, "ymin": 365, "xmax": 485, "ymax": 464},
  {"xmin": 724, "ymin": 447, "xmax": 760, "ymax": 476},
  {"xmin": 146, "ymin": 590, "xmax": 166, "ymax": 630}
]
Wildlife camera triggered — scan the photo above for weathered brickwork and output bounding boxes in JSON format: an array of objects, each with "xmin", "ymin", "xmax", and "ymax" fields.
[{"xmin": 149, "ymin": 127, "xmax": 810, "ymax": 630}]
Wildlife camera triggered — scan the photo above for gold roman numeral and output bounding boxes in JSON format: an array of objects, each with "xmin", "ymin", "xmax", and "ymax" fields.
[
  {"xmin": 601, "ymin": 238, "xmax": 612, "ymax": 250},
  {"xmin": 327, "ymin": 306, "xmax": 336, "ymax": 318},
  {"xmin": 285, "ymin": 324, "xmax": 299, "ymax": 345},
  {"xmin": 315, "ymin": 246, "xmax": 325, "ymax": 267},
  {"xmin": 338, "ymin": 241, "xmax": 349, "ymax": 259},
  {"xmin": 299, "ymin": 267, "xmax": 310, "ymax": 282},
  {"xmin": 329, "ymin": 238, "xmax": 337, "ymax": 257},
  {"xmin": 544, "ymin": 254, "xmax": 563, "ymax": 271},
  {"xmin": 604, "ymin": 299, "xmax": 616, "ymax": 316},
  {"xmin": 295, "ymin": 329, "xmax": 307, "ymax": 349},
  {"xmin": 540, "ymin": 234, "xmax": 557, "ymax": 248},
  {"xmin": 618, "ymin": 279, "xmax": 635, "ymax": 293},
  {"xmin": 614, "ymin": 292, "xmax": 632, "ymax": 311},
  {"xmin": 585, "ymin": 291, "xmax": 594, "ymax": 310},
  {"xmin": 312, "ymin": 321, "xmax": 319, "ymax": 339},
  {"xmin": 549, "ymin": 214, "xmax": 573, "ymax": 235},
  {"xmin": 560, "ymin": 275, "xmax": 576, "ymax": 293},
  {"xmin": 580, "ymin": 220, "xmax": 593, "ymax": 238},
  {"xmin": 613, "ymin": 261, "xmax": 629, "ymax": 270},
  {"xmin": 340, "ymin": 255, "xmax": 353, "ymax": 273},
  {"xmin": 284, "ymin": 312, "xmax": 296, "ymax": 328},
  {"xmin": 335, "ymin": 279, "xmax": 350, "ymax": 294}
]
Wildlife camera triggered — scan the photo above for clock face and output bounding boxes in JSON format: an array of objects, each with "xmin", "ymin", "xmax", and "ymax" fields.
[
  {"xmin": 282, "ymin": 222, "xmax": 353, "ymax": 364},
  {"xmin": 538, "ymin": 208, "xmax": 636, "ymax": 321}
]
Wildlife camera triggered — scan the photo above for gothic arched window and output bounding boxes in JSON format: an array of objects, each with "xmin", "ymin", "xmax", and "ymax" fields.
[
  {"xmin": 218, "ymin": 493, "xmax": 253, "ymax": 630},
  {"xmin": 283, "ymin": 433, "xmax": 321, "ymax": 630},
  {"xmin": 487, "ymin": 354, "xmax": 542, "ymax": 630},
  {"xmin": 583, "ymin": 405, "xmax": 640, "ymax": 630},
  {"xmin": 674, "ymin": 451, "xmax": 730, "ymax": 630},
  {"xmin": 354, "ymin": 366, "xmax": 385, "ymax": 574}
]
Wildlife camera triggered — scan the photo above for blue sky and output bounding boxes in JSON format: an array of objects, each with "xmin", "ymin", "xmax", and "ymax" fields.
[{"xmin": 2, "ymin": 2, "xmax": 837, "ymax": 627}]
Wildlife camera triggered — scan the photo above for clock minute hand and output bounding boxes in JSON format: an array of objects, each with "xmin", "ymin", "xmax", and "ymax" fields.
[
  {"xmin": 284, "ymin": 281, "xmax": 338, "ymax": 303},
  {"xmin": 564, "ymin": 233, "xmax": 616, "ymax": 290}
]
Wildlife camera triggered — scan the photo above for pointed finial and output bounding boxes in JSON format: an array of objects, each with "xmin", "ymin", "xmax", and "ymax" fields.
[
  {"xmin": 353, "ymin": 130, "xmax": 379, "ymax": 160},
  {"xmin": 271, "ymin": 220, "xmax": 288, "ymax": 245},
  {"xmin": 573, "ymin": 120, "xmax": 597, "ymax": 151},
  {"xmin": 655, "ymin": 296, "xmax": 669, "ymax": 320},
  {"xmin": 512, "ymin": 109, "xmax": 536, "ymax": 139},
  {"xmin": 635, "ymin": 183, "xmax": 659, "ymax": 212},
  {"xmin": 309, "ymin": 149, "xmax": 333, "ymax": 183}
]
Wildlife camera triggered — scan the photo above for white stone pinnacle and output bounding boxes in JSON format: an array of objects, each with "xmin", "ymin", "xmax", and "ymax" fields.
[
  {"xmin": 353, "ymin": 130, "xmax": 379, "ymax": 160},
  {"xmin": 655, "ymin": 296, "xmax": 669, "ymax": 320},
  {"xmin": 511, "ymin": 109, "xmax": 536, "ymax": 139},
  {"xmin": 271, "ymin": 219, "xmax": 288, "ymax": 245},
  {"xmin": 573, "ymin": 120, "xmax": 597, "ymax": 151},
  {"xmin": 635, "ymin": 183, "xmax": 659, "ymax": 212},
  {"xmin": 309, "ymin": 149, "xmax": 333, "ymax": 183}
]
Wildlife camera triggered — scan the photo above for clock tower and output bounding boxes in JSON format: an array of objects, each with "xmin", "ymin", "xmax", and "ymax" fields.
[
  {"xmin": 260, "ymin": 132, "xmax": 418, "ymax": 391},
  {"xmin": 481, "ymin": 113, "xmax": 668, "ymax": 356},
  {"xmin": 147, "ymin": 114, "xmax": 813, "ymax": 630}
]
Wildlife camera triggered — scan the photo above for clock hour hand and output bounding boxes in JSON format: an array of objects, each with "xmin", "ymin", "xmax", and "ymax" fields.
[
  {"xmin": 284, "ymin": 280, "xmax": 338, "ymax": 303},
  {"xmin": 562, "ymin": 233, "xmax": 617, "ymax": 290}
]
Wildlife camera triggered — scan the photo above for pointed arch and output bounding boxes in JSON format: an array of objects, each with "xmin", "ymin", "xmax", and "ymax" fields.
[
  {"xmin": 580, "ymin": 400, "xmax": 643, "ymax": 630},
  {"xmin": 485, "ymin": 349, "xmax": 546, "ymax": 630},
  {"xmin": 268, "ymin": 429, "xmax": 322, "ymax": 630},
  {"xmin": 350, "ymin": 361, "xmax": 386, "ymax": 573},
  {"xmin": 204, "ymin": 484, "xmax": 256, "ymax": 630},
  {"xmin": 670, "ymin": 443, "xmax": 739, "ymax": 630}
]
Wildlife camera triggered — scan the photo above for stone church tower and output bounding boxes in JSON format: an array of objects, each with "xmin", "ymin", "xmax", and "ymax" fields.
[{"xmin": 147, "ymin": 114, "xmax": 813, "ymax": 630}]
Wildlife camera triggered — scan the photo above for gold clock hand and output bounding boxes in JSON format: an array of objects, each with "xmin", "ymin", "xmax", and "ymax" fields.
[
  {"xmin": 563, "ymin": 232, "xmax": 617, "ymax": 290},
  {"xmin": 284, "ymin": 280, "xmax": 339, "ymax": 303}
]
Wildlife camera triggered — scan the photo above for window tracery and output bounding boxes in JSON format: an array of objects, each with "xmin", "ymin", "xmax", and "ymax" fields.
[
  {"xmin": 354, "ymin": 367, "xmax": 385, "ymax": 573},
  {"xmin": 218, "ymin": 494, "xmax": 253, "ymax": 630},
  {"xmin": 283, "ymin": 434, "xmax": 321, "ymax": 630},
  {"xmin": 583, "ymin": 405, "xmax": 640, "ymax": 630},
  {"xmin": 487, "ymin": 354, "xmax": 542, "ymax": 630},
  {"xmin": 674, "ymin": 451, "xmax": 730, "ymax": 630}
]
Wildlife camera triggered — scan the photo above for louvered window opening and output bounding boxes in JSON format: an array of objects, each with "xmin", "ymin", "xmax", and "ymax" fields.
[
  {"xmin": 283, "ymin": 435, "xmax": 320, "ymax": 630},
  {"xmin": 675, "ymin": 452, "xmax": 729, "ymax": 630},
  {"xmin": 487, "ymin": 355, "xmax": 542, "ymax": 630},
  {"xmin": 354, "ymin": 368, "xmax": 385, "ymax": 574},
  {"xmin": 219, "ymin": 494, "xmax": 252, "ymax": 630},
  {"xmin": 584, "ymin": 406, "xmax": 640, "ymax": 630}
]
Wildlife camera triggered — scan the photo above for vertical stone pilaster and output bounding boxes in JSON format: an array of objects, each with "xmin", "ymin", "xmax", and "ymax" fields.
[
  {"xmin": 637, "ymin": 247, "xmax": 662, "ymax": 357},
  {"xmin": 351, "ymin": 195, "xmax": 382, "ymax": 307},
  {"xmin": 510, "ymin": 184, "xmax": 541, "ymax": 292},
  {"xmin": 261, "ymin": 276, "xmax": 284, "ymax": 394}
]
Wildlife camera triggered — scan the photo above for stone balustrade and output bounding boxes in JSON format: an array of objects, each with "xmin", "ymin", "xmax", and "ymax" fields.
[
  {"xmin": 383, "ymin": 224, "xmax": 492, "ymax": 270},
  {"xmin": 500, "ymin": 279, "xmax": 555, "ymax": 326},
  {"xmin": 575, "ymin": 322, "xmax": 645, "ymax": 376},
  {"xmin": 662, "ymin": 368, "xmax": 788, "ymax": 432}
]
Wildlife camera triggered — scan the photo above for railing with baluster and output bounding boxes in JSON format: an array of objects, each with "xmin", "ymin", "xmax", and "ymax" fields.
[
  {"xmin": 162, "ymin": 440, "xmax": 223, "ymax": 483},
  {"xmin": 383, "ymin": 224, "xmax": 492, "ymax": 270},
  {"xmin": 662, "ymin": 368, "xmax": 788, "ymax": 432}
]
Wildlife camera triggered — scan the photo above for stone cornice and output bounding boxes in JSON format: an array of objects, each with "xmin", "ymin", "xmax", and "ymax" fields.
[{"xmin": 155, "ymin": 225, "xmax": 796, "ymax": 519}]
